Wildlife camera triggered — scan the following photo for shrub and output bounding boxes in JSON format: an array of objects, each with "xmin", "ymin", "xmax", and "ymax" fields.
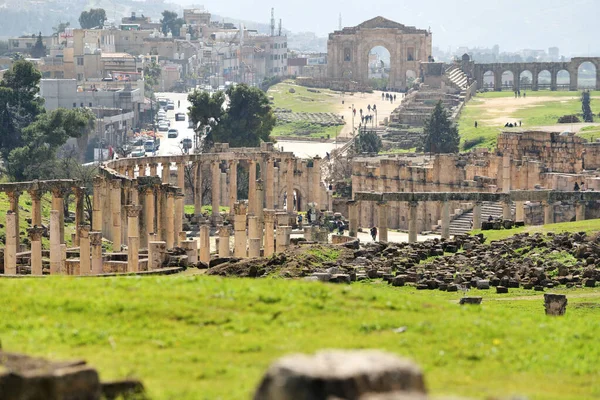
[
  {"xmin": 463, "ymin": 136, "xmax": 485, "ymax": 150},
  {"xmin": 558, "ymin": 115, "xmax": 580, "ymax": 123}
]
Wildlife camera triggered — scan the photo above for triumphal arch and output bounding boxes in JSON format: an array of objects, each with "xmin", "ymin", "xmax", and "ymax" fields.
[{"xmin": 327, "ymin": 16, "xmax": 432, "ymax": 89}]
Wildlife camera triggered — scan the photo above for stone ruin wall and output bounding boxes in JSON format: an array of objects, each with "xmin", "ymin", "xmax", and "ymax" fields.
[{"xmin": 351, "ymin": 132, "xmax": 600, "ymax": 232}]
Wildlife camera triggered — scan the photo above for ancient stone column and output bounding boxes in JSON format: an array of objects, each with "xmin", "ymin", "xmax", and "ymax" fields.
[
  {"xmin": 148, "ymin": 241, "xmax": 167, "ymax": 270},
  {"xmin": 28, "ymin": 226, "xmax": 44, "ymax": 276},
  {"xmin": 161, "ymin": 161, "xmax": 170, "ymax": 183},
  {"xmin": 502, "ymin": 201, "xmax": 512, "ymax": 220},
  {"xmin": 175, "ymin": 191, "xmax": 185, "ymax": 246},
  {"xmin": 264, "ymin": 210, "xmax": 276, "ymax": 257},
  {"xmin": 265, "ymin": 157, "xmax": 275, "ymax": 209},
  {"xmin": 275, "ymin": 226, "xmax": 292, "ymax": 253},
  {"xmin": 544, "ymin": 293, "xmax": 567, "ymax": 316},
  {"xmin": 126, "ymin": 205, "xmax": 142, "ymax": 272},
  {"xmin": 256, "ymin": 179, "xmax": 265, "ymax": 224},
  {"xmin": 312, "ymin": 156, "xmax": 321, "ymax": 209},
  {"xmin": 92, "ymin": 176, "xmax": 103, "ymax": 233},
  {"xmin": 78, "ymin": 225, "xmax": 91, "ymax": 276},
  {"xmin": 49, "ymin": 210, "xmax": 62, "ymax": 274},
  {"xmin": 4, "ymin": 211, "xmax": 17, "ymax": 275},
  {"xmin": 166, "ymin": 191, "xmax": 176, "ymax": 249},
  {"xmin": 233, "ymin": 201, "xmax": 248, "ymax": 258},
  {"xmin": 73, "ymin": 187, "xmax": 85, "ymax": 246},
  {"xmin": 126, "ymin": 164, "xmax": 135, "ymax": 179},
  {"xmin": 228, "ymin": 160, "xmax": 238, "ymax": 217},
  {"xmin": 248, "ymin": 216, "xmax": 261, "ymax": 258},
  {"xmin": 286, "ymin": 158, "xmax": 295, "ymax": 213},
  {"xmin": 515, "ymin": 201, "xmax": 525, "ymax": 223},
  {"xmin": 149, "ymin": 163, "xmax": 158, "ymax": 177},
  {"xmin": 138, "ymin": 163, "xmax": 146, "ymax": 177},
  {"xmin": 218, "ymin": 226, "xmax": 230, "ymax": 257},
  {"xmin": 377, "ymin": 201, "xmax": 389, "ymax": 242},
  {"xmin": 543, "ymin": 201, "xmax": 554, "ymax": 225},
  {"xmin": 90, "ymin": 232, "xmax": 103, "ymax": 275},
  {"xmin": 348, "ymin": 201, "xmax": 358, "ymax": 237},
  {"xmin": 408, "ymin": 201, "xmax": 418, "ymax": 244},
  {"xmin": 194, "ymin": 161, "xmax": 203, "ymax": 217},
  {"xmin": 440, "ymin": 201, "xmax": 450, "ymax": 239},
  {"xmin": 199, "ymin": 224, "xmax": 210, "ymax": 264},
  {"xmin": 144, "ymin": 187, "xmax": 155, "ymax": 247},
  {"xmin": 211, "ymin": 160, "xmax": 222, "ymax": 225},
  {"xmin": 50, "ymin": 188, "xmax": 67, "ymax": 244},
  {"xmin": 175, "ymin": 162, "xmax": 185, "ymax": 238},
  {"xmin": 28, "ymin": 190, "xmax": 42, "ymax": 227},
  {"xmin": 180, "ymin": 240, "xmax": 198, "ymax": 265},
  {"xmin": 473, "ymin": 202, "xmax": 482, "ymax": 230},
  {"xmin": 6, "ymin": 191, "xmax": 20, "ymax": 248},
  {"xmin": 248, "ymin": 160, "xmax": 257, "ymax": 216},
  {"xmin": 576, "ymin": 201, "xmax": 586, "ymax": 221},
  {"xmin": 157, "ymin": 185, "xmax": 168, "ymax": 242},
  {"xmin": 110, "ymin": 180, "xmax": 122, "ymax": 251}
]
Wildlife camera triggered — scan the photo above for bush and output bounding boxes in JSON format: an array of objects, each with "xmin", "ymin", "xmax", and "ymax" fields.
[
  {"xmin": 463, "ymin": 136, "xmax": 485, "ymax": 150},
  {"xmin": 558, "ymin": 115, "xmax": 580, "ymax": 124}
]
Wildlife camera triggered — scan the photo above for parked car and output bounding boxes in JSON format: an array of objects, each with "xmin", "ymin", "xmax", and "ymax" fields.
[
  {"xmin": 158, "ymin": 98, "xmax": 168, "ymax": 110},
  {"xmin": 167, "ymin": 129, "xmax": 179, "ymax": 138},
  {"xmin": 130, "ymin": 146, "xmax": 146, "ymax": 158},
  {"xmin": 167, "ymin": 100, "xmax": 175, "ymax": 110},
  {"xmin": 157, "ymin": 110, "xmax": 167, "ymax": 119},
  {"xmin": 144, "ymin": 139, "xmax": 160, "ymax": 152},
  {"xmin": 175, "ymin": 112, "xmax": 186, "ymax": 121},
  {"xmin": 157, "ymin": 118, "xmax": 170, "ymax": 127},
  {"xmin": 158, "ymin": 122, "xmax": 169, "ymax": 131}
]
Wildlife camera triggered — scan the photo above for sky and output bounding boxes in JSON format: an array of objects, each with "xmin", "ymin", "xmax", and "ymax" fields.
[{"xmin": 175, "ymin": 0, "xmax": 599, "ymax": 56}]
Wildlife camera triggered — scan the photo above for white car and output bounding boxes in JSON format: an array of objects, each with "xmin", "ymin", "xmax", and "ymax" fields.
[
  {"xmin": 158, "ymin": 122, "xmax": 169, "ymax": 131},
  {"xmin": 167, "ymin": 129, "xmax": 179, "ymax": 138}
]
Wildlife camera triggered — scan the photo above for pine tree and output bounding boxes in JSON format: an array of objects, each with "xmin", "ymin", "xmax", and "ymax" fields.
[
  {"xmin": 582, "ymin": 90, "xmax": 594, "ymax": 123},
  {"xmin": 422, "ymin": 101, "xmax": 460, "ymax": 154},
  {"xmin": 30, "ymin": 32, "xmax": 46, "ymax": 59}
]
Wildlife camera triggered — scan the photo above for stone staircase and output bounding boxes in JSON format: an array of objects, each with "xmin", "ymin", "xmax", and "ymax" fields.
[
  {"xmin": 445, "ymin": 65, "xmax": 469, "ymax": 90},
  {"xmin": 447, "ymin": 201, "xmax": 515, "ymax": 236}
]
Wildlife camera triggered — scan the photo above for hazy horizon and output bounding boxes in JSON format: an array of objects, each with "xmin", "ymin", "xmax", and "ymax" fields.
[{"xmin": 174, "ymin": 0, "xmax": 599, "ymax": 56}]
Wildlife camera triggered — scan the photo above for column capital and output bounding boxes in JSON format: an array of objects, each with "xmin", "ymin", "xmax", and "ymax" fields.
[
  {"xmin": 228, "ymin": 159, "xmax": 238, "ymax": 166},
  {"xmin": 125, "ymin": 205, "xmax": 143, "ymax": 218},
  {"xmin": 78, "ymin": 224, "xmax": 91, "ymax": 238},
  {"xmin": 263, "ymin": 209, "xmax": 276, "ymax": 222},
  {"xmin": 144, "ymin": 186, "xmax": 155, "ymax": 195},
  {"xmin": 377, "ymin": 201, "xmax": 388, "ymax": 207},
  {"xmin": 218, "ymin": 225, "xmax": 230, "ymax": 236},
  {"xmin": 89, "ymin": 232, "xmax": 103, "ymax": 246},
  {"xmin": 148, "ymin": 162, "xmax": 159, "ymax": 168},
  {"xmin": 166, "ymin": 190, "xmax": 177, "ymax": 199},
  {"xmin": 110, "ymin": 179, "xmax": 122, "ymax": 190},
  {"xmin": 234, "ymin": 201, "xmax": 248, "ymax": 215},
  {"xmin": 27, "ymin": 189, "xmax": 43, "ymax": 201},
  {"xmin": 6, "ymin": 189, "xmax": 21, "ymax": 200},
  {"xmin": 93, "ymin": 175, "xmax": 104, "ymax": 187},
  {"xmin": 256, "ymin": 179, "xmax": 264, "ymax": 191},
  {"xmin": 72, "ymin": 186, "xmax": 85, "ymax": 197},
  {"xmin": 27, "ymin": 225, "xmax": 45, "ymax": 241},
  {"xmin": 408, "ymin": 201, "xmax": 418, "ymax": 208}
]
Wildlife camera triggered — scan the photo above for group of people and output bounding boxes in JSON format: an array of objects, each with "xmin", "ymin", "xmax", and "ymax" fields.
[
  {"xmin": 381, "ymin": 93, "xmax": 397, "ymax": 103},
  {"xmin": 504, "ymin": 121, "xmax": 522, "ymax": 128},
  {"xmin": 514, "ymin": 90, "xmax": 526, "ymax": 98}
]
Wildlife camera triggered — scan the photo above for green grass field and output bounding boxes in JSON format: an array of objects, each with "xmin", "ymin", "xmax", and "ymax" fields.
[
  {"xmin": 458, "ymin": 91, "xmax": 600, "ymax": 150},
  {"xmin": 272, "ymin": 121, "xmax": 343, "ymax": 139},
  {"xmin": 471, "ymin": 218, "xmax": 600, "ymax": 242},
  {"xmin": 0, "ymin": 275, "xmax": 599, "ymax": 400},
  {"xmin": 267, "ymin": 81, "xmax": 343, "ymax": 113}
]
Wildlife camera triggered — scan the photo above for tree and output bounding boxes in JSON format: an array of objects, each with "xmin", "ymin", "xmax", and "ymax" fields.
[
  {"xmin": 143, "ymin": 61, "xmax": 161, "ymax": 94},
  {"xmin": 30, "ymin": 32, "xmax": 46, "ymax": 58},
  {"xmin": 213, "ymin": 84, "xmax": 276, "ymax": 148},
  {"xmin": 421, "ymin": 101, "xmax": 460, "ymax": 154},
  {"xmin": 79, "ymin": 8, "xmax": 106, "ymax": 29},
  {"xmin": 52, "ymin": 21, "xmax": 70, "ymax": 37},
  {"xmin": 582, "ymin": 90, "xmax": 594, "ymax": 123},
  {"xmin": 354, "ymin": 130, "xmax": 382, "ymax": 154},
  {"xmin": 7, "ymin": 108, "xmax": 95, "ymax": 180},
  {"xmin": 188, "ymin": 84, "xmax": 276, "ymax": 149},
  {"xmin": 160, "ymin": 11, "xmax": 185, "ymax": 37},
  {"xmin": 0, "ymin": 60, "xmax": 44, "ymax": 159}
]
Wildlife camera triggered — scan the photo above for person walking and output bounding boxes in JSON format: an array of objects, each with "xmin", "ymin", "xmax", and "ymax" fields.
[{"xmin": 370, "ymin": 226, "xmax": 378, "ymax": 241}]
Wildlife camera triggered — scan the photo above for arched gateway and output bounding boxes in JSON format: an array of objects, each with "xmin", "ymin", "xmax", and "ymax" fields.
[{"xmin": 327, "ymin": 16, "xmax": 432, "ymax": 90}]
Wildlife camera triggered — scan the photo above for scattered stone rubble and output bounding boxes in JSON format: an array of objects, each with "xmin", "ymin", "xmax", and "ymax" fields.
[{"xmin": 210, "ymin": 232, "xmax": 599, "ymax": 292}]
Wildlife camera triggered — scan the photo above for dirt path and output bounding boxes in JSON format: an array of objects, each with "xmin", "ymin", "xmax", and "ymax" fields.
[{"xmin": 336, "ymin": 91, "xmax": 402, "ymax": 139}]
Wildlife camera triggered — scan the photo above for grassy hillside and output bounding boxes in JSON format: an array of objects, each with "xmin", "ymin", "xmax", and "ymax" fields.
[
  {"xmin": 471, "ymin": 218, "xmax": 600, "ymax": 242},
  {"xmin": 458, "ymin": 91, "xmax": 600, "ymax": 150},
  {"xmin": 0, "ymin": 276, "xmax": 598, "ymax": 400},
  {"xmin": 267, "ymin": 80, "xmax": 343, "ymax": 113}
]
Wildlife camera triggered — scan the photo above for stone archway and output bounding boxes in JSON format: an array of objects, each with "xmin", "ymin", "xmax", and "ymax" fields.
[
  {"xmin": 278, "ymin": 185, "xmax": 307, "ymax": 212},
  {"xmin": 327, "ymin": 16, "xmax": 432, "ymax": 90}
]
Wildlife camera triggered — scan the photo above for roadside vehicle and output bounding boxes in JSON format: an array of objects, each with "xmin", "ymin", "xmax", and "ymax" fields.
[
  {"xmin": 158, "ymin": 122, "xmax": 169, "ymax": 131},
  {"xmin": 175, "ymin": 112, "xmax": 186, "ymax": 121},
  {"xmin": 167, "ymin": 100, "xmax": 175, "ymax": 110},
  {"xmin": 130, "ymin": 146, "xmax": 146, "ymax": 157},
  {"xmin": 167, "ymin": 129, "xmax": 179, "ymax": 138},
  {"xmin": 181, "ymin": 138, "xmax": 192, "ymax": 151},
  {"xmin": 144, "ymin": 139, "xmax": 160, "ymax": 152}
]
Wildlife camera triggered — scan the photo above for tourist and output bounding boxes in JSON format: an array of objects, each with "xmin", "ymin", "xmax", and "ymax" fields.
[
  {"xmin": 474, "ymin": 121, "xmax": 478, "ymax": 128},
  {"xmin": 337, "ymin": 220, "xmax": 344, "ymax": 235},
  {"xmin": 518, "ymin": 90, "xmax": 521, "ymax": 97},
  {"xmin": 519, "ymin": 121, "xmax": 522, "ymax": 127},
  {"xmin": 523, "ymin": 91, "xmax": 527, "ymax": 98},
  {"xmin": 581, "ymin": 181, "xmax": 586, "ymax": 191},
  {"xmin": 574, "ymin": 182, "xmax": 580, "ymax": 191},
  {"xmin": 393, "ymin": 94, "xmax": 397, "ymax": 101},
  {"xmin": 488, "ymin": 215, "xmax": 493, "ymax": 222},
  {"xmin": 370, "ymin": 226, "xmax": 378, "ymax": 241},
  {"xmin": 297, "ymin": 214, "xmax": 303, "ymax": 228},
  {"xmin": 178, "ymin": 100, "xmax": 180, "ymax": 108}
]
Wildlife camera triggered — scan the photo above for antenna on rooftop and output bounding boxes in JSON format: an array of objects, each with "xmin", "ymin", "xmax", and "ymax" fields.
[
  {"xmin": 270, "ymin": 8, "xmax": 275, "ymax": 37},
  {"xmin": 278, "ymin": 19, "xmax": 282, "ymax": 36},
  {"xmin": 339, "ymin": 13, "xmax": 342, "ymax": 30}
]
